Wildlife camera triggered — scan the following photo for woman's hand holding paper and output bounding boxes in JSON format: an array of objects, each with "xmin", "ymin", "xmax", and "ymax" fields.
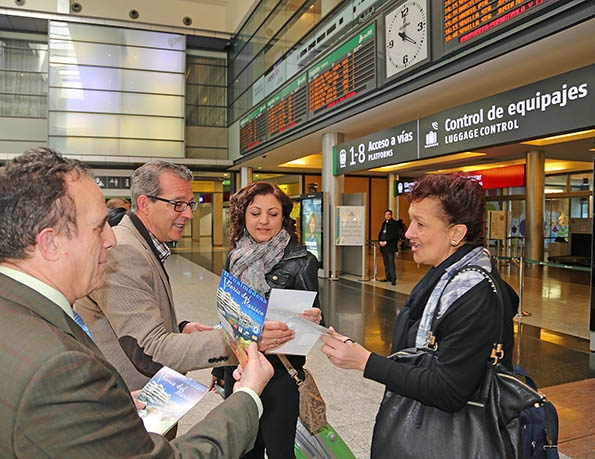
[
  {"xmin": 300, "ymin": 307, "xmax": 322, "ymax": 324},
  {"xmin": 258, "ymin": 320, "xmax": 295, "ymax": 351}
]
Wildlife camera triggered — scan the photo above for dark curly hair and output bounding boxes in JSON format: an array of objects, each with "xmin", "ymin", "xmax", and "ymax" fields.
[
  {"xmin": 408, "ymin": 174, "xmax": 485, "ymax": 246},
  {"xmin": 229, "ymin": 181, "xmax": 297, "ymax": 248},
  {"xmin": 0, "ymin": 147, "xmax": 92, "ymax": 261}
]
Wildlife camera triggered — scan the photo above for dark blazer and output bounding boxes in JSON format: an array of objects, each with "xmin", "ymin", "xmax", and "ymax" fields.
[
  {"xmin": 0, "ymin": 272, "xmax": 258, "ymax": 457},
  {"xmin": 378, "ymin": 218, "xmax": 399, "ymax": 253}
]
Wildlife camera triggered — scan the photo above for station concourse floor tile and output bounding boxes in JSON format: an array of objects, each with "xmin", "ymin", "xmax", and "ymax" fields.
[{"xmin": 541, "ymin": 379, "xmax": 595, "ymax": 459}]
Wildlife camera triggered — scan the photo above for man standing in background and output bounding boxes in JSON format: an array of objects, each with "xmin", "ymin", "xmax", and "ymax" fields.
[{"xmin": 378, "ymin": 209, "xmax": 398, "ymax": 285}]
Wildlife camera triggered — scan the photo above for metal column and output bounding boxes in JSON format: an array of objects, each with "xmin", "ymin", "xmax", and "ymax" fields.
[{"xmin": 322, "ymin": 132, "xmax": 344, "ymax": 279}]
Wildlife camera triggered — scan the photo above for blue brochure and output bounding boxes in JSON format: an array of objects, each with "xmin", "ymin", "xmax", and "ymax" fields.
[
  {"xmin": 216, "ymin": 269, "xmax": 268, "ymax": 366},
  {"xmin": 137, "ymin": 366, "xmax": 208, "ymax": 435}
]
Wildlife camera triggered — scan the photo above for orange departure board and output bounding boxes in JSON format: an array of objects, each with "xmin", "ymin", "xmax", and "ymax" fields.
[
  {"xmin": 239, "ymin": 103, "xmax": 267, "ymax": 153},
  {"xmin": 443, "ymin": 0, "xmax": 557, "ymax": 51},
  {"xmin": 267, "ymin": 74, "xmax": 308, "ymax": 137},
  {"xmin": 308, "ymin": 23, "xmax": 376, "ymax": 115},
  {"xmin": 239, "ymin": 23, "xmax": 376, "ymax": 155}
]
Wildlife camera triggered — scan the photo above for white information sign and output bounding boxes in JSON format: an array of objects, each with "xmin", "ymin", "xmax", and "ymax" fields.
[{"xmin": 336, "ymin": 206, "xmax": 365, "ymax": 246}]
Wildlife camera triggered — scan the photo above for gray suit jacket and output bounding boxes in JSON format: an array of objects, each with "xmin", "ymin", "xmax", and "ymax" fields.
[
  {"xmin": 0, "ymin": 273, "xmax": 258, "ymax": 457},
  {"xmin": 75, "ymin": 215, "xmax": 235, "ymax": 390}
]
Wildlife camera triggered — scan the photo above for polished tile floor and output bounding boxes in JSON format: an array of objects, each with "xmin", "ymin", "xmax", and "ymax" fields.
[{"xmin": 172, "ymin": 240, "xmax": 593, "ymax": 458}]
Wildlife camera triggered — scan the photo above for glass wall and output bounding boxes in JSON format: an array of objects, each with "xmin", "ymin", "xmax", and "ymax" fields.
[
  {"xmin": 48, "ymin": 21, "xmax": 185, "ymax": 157},
  {"xmin": 0, "ymin": 37, "xmax": 48, "ymax": 118},
  {"xmin": 186, "ymin": 55, "xmax": 227, "ymax": 127},
  {"xmin": 228, "ymin": 0, "xmax": 343, "ymax": 124}
]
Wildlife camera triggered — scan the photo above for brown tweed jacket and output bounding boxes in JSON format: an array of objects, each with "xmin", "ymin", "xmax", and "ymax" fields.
[
  {"xmin": 75, "ymin": 215, "xmax": 235, "ymax": 390},
  {"xmin": 0, "ymin": 273, "xmax": 258, "ymax": 457}
]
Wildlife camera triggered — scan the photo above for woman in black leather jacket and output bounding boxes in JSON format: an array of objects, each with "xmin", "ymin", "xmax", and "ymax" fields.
[{"xmin": 214, "ymin": 181, "xmax": 321, "ymax": 459}]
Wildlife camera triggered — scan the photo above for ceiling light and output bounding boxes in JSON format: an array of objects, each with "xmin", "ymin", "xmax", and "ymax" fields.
[
  {"xmin": 369, "ymin": 152, "xmax": 486, "ymax": 172},
  {"xmin": 279, "ymin": 154, "xmax": 322, "ymax": 168},
  {"xmin": 521, "ymin": 129, "xmax": 595, "ymax": 146}
]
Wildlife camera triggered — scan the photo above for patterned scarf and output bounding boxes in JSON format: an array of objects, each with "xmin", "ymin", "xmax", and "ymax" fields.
[
  {"xmin": 228, "ymin": 228, "xmax": 291, "ymax": 297},
  {"xmin": 415, "ymin": 246, "xmax": 492, "ymax": 347}
]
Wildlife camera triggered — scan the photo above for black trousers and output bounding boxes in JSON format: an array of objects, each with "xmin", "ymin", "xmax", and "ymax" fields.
[
  {"xmin": 223, "ymin": 365, "xmax": 299, "ymax": 459},
  {"xmin": 381, "ymin": 248, "xmax": 396, "ymax": 282}
]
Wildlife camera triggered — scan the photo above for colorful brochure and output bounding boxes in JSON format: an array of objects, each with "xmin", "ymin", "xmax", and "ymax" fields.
[
  {"xmin": 137, "ymin": 366, "xmax": 208, "ymax": 435},
  {"xmin": 216, "ymin": 270, "xmax": 268, "ymax": 366}
]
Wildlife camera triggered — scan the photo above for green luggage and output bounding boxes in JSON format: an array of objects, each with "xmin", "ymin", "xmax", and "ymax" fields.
[{"xmin": 294, "ymin": 419, "xmax": 355, "ymax": 459}]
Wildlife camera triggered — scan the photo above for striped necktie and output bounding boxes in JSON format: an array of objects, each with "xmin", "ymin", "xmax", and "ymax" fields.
[{"xmin": 72, "ymin": 310, "xmax": 94, "ymax": 341}]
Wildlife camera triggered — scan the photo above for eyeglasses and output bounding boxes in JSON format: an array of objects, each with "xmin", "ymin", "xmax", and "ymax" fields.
[{"xmin": 146, "ymin": 195, "xmax": 198, "ymax": 212}]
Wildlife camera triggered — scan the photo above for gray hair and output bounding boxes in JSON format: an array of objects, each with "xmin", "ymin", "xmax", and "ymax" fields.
[
  {"xmin": 130, "ymin": 161, "xmax": 193, "ymax": 211},
  {"xmin": 0, "ymin": 147, "xmax": 92, "ymax": 261}
]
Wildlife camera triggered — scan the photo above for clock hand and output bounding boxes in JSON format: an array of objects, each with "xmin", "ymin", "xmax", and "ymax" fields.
[{"xmin": 398, "ymin": 31, "xmax": 417, "ymax": 44}]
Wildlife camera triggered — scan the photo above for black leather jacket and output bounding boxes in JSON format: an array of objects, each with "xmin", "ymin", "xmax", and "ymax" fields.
[
  {"xmin": 214, "ymin": 238, "xmax": 322, "ymax": 388},
  {"xmin": 265, "ymin": 238, "xmax": 320, "ymax": 309}
]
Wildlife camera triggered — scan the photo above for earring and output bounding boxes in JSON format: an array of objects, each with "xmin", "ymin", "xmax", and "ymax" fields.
[{"xmin": 450, "ymin": 240, "xmax": 457, "ymax": 246}]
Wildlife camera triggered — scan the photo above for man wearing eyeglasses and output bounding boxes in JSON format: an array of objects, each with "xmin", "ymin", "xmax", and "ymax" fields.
[{"xmin": 75, "ymin": 161, "xmax": 236, "ymax": 402}]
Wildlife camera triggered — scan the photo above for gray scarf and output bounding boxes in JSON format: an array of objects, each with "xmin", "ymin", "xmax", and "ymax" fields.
[
  {"xmin": 228, "ymin": 228, "xmax": 291, "ymax": 297},
  {"xmin": 415, "ymin": 246, "xmax": 492, "ymax": 348}
]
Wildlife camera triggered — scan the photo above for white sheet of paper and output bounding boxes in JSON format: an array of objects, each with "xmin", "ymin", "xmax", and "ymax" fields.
[{"xmin": 265, "ymin": 289, "xmax": 328, "ymax": 356}]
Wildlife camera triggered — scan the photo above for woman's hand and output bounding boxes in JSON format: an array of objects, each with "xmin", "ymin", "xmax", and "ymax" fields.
[
  {"xmin": 259, "ymin": 320, "xmax": 294, "ymax": 351},
  {"xmin": 300, "ymin": 307, "xmax": 322, "ymax": 324},
  {"xmin": 320, "ymin": 327, "xmax": 371, "ymax": 372}
]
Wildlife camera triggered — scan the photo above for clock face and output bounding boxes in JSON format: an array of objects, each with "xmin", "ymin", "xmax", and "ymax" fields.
[{"xmin": 385, "ymin": 0, "xmax": 428, "ymax": 79}]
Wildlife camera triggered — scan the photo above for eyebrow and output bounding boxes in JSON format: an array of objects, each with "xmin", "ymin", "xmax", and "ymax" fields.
[
  {"xmin": 249, "ymin": 206, "xmax": 280, "ymax": 211},
  {"xmin": 95, "ymin": 215, "xmax": 109, "ymax": 229}
]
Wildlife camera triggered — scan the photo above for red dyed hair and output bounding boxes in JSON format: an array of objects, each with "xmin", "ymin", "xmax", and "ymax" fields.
[{"xmin": 408, "ymin": 174, "xmax": 485, "ymax": 246}]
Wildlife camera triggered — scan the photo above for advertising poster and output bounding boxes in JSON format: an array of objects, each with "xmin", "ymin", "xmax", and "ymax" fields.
[
  {"xmin": 336, "ymin": 206, "xmax": 365, "ymax": 246},
  {"xmin": 301, "ymin": 196, "xmax": 322, "ymax": 263}
]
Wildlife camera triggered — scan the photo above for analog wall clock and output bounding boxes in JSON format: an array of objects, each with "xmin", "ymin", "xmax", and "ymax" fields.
[{"xmin": 385, "ymin": 0, "xmax": 429, "ymax": 79}]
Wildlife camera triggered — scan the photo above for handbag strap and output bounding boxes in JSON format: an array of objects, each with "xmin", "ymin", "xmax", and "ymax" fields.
[
  {"xmin": 427, "ymin": 264, "xmax": 506, "ymax": 364},
  {"xmin": 278, "ymin": 354, "xmax": 304, "ymax": 386}
]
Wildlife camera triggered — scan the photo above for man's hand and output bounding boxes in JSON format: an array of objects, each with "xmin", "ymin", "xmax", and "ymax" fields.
[
  {"xmin": 232, "ymin": 342, "xmax": 274, "ymax": 396},
  {"xmin": 300, "ymin": 307, "xmax": 322, "ymax": 324},
  {"xmin": 379, "ymin": 241, "xmax": 386, "ymax": 247},
  {"xmin": 130, "ymin": 390, "xmax": 146, "ymax": 410},
  {"xmin": 182, "ymin": 322, "xmax": 214, "ymax": 333},
  {"xmin": 208, "ymin": 375, "xmax": 224, "ymax": 391},
  {"xmin": 259, "ymin": 320, "xmax": 294, "ymax": 351},
  {"xmin": 320, "ymin": 327, "xmax": 371, "ymax": 372}
]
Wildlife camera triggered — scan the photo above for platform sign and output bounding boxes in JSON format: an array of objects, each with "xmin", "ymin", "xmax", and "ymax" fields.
[
  {"xmin": 308, "ymin": 23, "xmax": 376, "ymax": 115},
  {"xmin": 442, "ymin": 0, "xmax": 561, "ymax": 53},
  {"xmin": 334, "ymin": 120, "xmax": 418, "ymax": 175}
]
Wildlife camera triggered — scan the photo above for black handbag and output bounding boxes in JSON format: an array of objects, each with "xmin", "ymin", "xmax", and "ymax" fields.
[{"xmin": 371, "ymin": 265, "xmax": 547, "ymax": 459}]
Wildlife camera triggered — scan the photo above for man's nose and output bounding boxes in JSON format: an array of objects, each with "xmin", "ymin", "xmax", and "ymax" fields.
[
  {"xmin": 104, "ymin": 223, "xmax": 117, "ymax": 248},
  {"xmin": 181, "ymin": 205, "xmax": 194, "ymax": 219}
]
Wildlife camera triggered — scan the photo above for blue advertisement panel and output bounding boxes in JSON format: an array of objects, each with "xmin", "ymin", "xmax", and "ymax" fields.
[{"xmin": 301, "ymin": 193, "xmax": 323, "ymax": 264}]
